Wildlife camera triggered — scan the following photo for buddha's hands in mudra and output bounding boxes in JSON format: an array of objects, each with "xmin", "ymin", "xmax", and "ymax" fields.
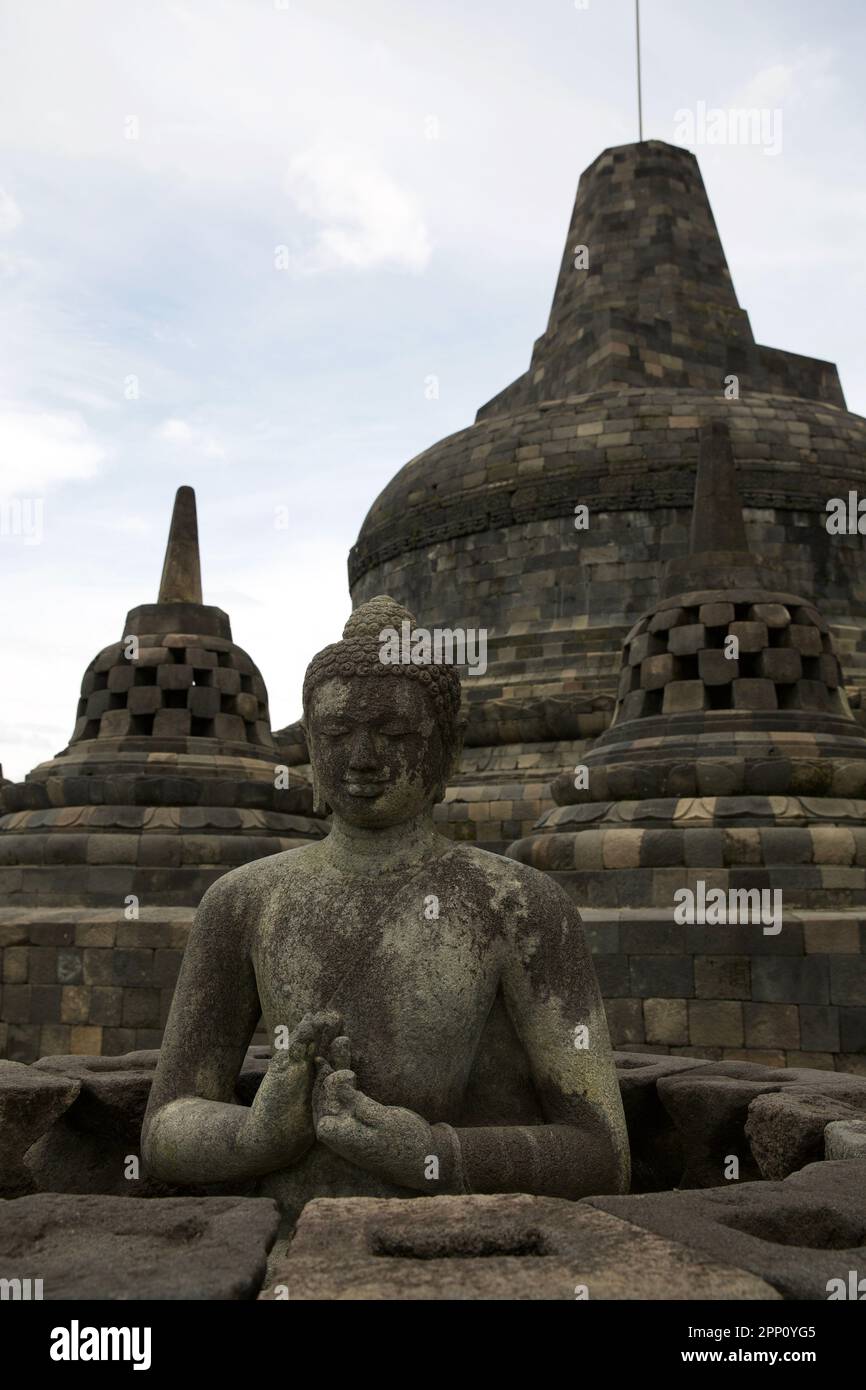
[
  {"xmin": 248, "ymin": 1010, "xmax": 344, "ymax": 1164},
  {"xmin": 312, "ymin": 1038, "xmax": 435, "ymax": 1190}
]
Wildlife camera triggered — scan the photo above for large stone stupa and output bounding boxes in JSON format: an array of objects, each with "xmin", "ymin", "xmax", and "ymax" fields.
[{"xmin": 340, "ymin": 140, "xmax": 866, "ymax": 854}]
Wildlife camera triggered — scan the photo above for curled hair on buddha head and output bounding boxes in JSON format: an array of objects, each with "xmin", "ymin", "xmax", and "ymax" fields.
[{"xmin": 302, "ymin": 595, "xmax": 464, "ymax": 806}]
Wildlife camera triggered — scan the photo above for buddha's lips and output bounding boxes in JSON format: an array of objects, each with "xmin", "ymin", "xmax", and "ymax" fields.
[{"xmin": 344, "ymin": 778, "xmax": 390, "ymax": 797}]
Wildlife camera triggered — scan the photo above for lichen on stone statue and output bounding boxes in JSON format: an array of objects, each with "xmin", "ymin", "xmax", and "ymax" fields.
[{"xmin": 142, "ymin": 596, "xmax": 630, "ymax": 1226}]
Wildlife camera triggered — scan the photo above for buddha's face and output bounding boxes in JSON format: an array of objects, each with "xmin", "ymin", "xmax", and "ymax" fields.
[{"xmin": 306, "ymin": 675, "xmax": 450, "ymax": 828}]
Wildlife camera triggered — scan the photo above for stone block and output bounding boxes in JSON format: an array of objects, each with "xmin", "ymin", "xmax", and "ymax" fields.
[
  {"xmin": 0, "ymin": 1194, "xmax": 280, "ymax": 1299},
  {"xmin": 694, "ymin": 955, "xmax": 751, "ymax": 1000},
  {"xmin": 728, "ymin": 621, "xmax": 768, "ymax": 652},
  {"xmin": 586, "ymin": 1160, "xmax": 866, "ymax": 1300},
  {"xmin": 70, "ymin": 1026, "xmax": 103, "ymax": 1054},
  {"xmin": 153, "ymin": 948, "xmax": 184, "ymax": 988},
  {"xmin": 29, "ymin": 947, "xmax": 58, "ymax": 984},
  {"xmin": 152, "ymin": 708, "xmax": 192, "ymax": 737},
  {"xmin": 830, "ymin": 957, "xmax": 866, "ymax": 1005},
  {"xmin": 30, "ymin": 985, "xmax": 62, "ymax": 1022},
  {"xmin": 743, "ymin": 1003, "xmax": 799, "ymax": 1049},
  {"xmin": 780, "ymin": 625, "xmax": 823, "ymax": 657},
  {"xmin": 749, "ymin": 603, "xmax": 790, "ymax": 628},
  {"xmin": 824, "ymin": 1119, "xmax": 866, "ymax": 1161},
  {"xmin": 667, "ymin": 624, "xmax": 706, "ymax": 656},
  {"xmin": 757, "ymin": 648, "xmax": 802, "ymax": 683},
  {"xmin": 83, "ymin": 948, "xmax": 114, "ymax": 985},
  {"xmin": 662, "ymin": 680, "xmax": 706, "ymax": 713},
  {"xmin": 799, "ymin": 1005, "xmax": 840, "ymax": 1052},
  {"xmin": 840, "ymin": 1007, "xmax": 866, "ymax": 1052},
  {"xmin": 156, "ymin": 663, "xmax": 194, "ymax": 689},
  {"xmin": 751, "ymin": 956, "xmax": 829, "ymax": 1005},
  {"xmin": 260, "ymin": 1194, "xmax": 776, "ymax": 1301},
  {"xmin": 127, "ymin": 685, "xmax": 164, "ymax": 716},
  {"xmin": 189, "ymin": 685, "xmax": 221, "ymax": 718},
  {"xmin": 732, "ymin": 679, "xmax": 778, "ymax": 710},
  {"xmin": 228, "ymin": 692, "xmax": 259, "ymax": 721},
  {"xmin": 594, "ymin": 955, "xmax": 629, "ymax": 995},
  {"xmin": 0, "ymin": 1061, "xmax": 80, "ymax": 1196},
  {"xmin": 604, "ymin": 998, "xmax": 645, "ymax": 1045},
  {"xmin": 212, "ymin": 713, "xmax": 247, "ymax": 741},
  {"xmin": 112, "ymin": 949, "xmax": 153, "ymax": 987},
  {"xmin": 698, "ymin": 650, "xmax": 738, "ymax": 685},
  {"xmin": 107, "ymin": 665, "xmax": 135, "ymax": 693},
  {"xmin": 2, "ymin": 947, "xmax": 28, "ymax": 983},
  {"xmin": 136, "ymin": 646, "xmax": 170, "ymax": 666},
  {"xmin": 628, "ymin": 633, "xmax": 666, "ymax": 666},
  {"xmin": 688, "ymin": 1000, "xmax": 744, "ymax": 1047},
  {"xmin": 818, "ymin": 653, "xmax": 839, "ymax": 688},
  {"xmin": 782, "ymin": 681, "xmax": 833, "ymax": 712},
  {"xmin": 89, "ymin": 986, "xmax": 123, "ymax": 1027},
  {"xmin": 630, "ymin": 956, "xmax": 693, "ymax": 998},
  {"xmin": 60, "ymin": 986, "xmax": 91, "ymax": 1025},
  {"xmin": 212, "ymin": 667, "xmax": 242, "ymax": 695},
  {"xmin": 98, "ymin": 710, "xmax": 134, "ymax": 737},
  {"xmin": 698, "ymin": 602, "xmax": 735, "ymax": 627},
  {"xmin": 121, "ymin": 989, "xmax": 161, "ymax": 1028},
  {"xmin": 643, "ymin": 998, "xmax": 688, "ymax": 1045},
  {"xmin": 648, "ymin": 607, "xmax": 686, "ymax": 634},
  {"xmin": 746, "ymin": 1090, "xmax": 866, "ymax": 1180},
  {"xmin": 56, "ymin": 948, "xmax": 83, "ymax": 984}
]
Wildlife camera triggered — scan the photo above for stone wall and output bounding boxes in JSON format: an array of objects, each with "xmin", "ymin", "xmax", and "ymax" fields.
[{"xmin": 581, "ymin": 910, "xmax": 866, "ymax": 1073}]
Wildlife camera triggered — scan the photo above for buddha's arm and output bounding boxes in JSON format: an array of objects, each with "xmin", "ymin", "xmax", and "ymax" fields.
[
  {"xmin": 452, "ymin": 886, "xmax": 630, "ymax": 1200},
  {"xmin": 142, "ymin": 876, "xmax": 329, "ymax": 1185}
]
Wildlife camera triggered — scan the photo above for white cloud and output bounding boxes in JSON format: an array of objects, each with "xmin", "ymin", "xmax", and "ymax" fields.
[
  {"xmin": 286, "ymin": 144, "xmax": 432, "ymax": 272},
  {"xmin": 0, "ymin": 409, "xmax": 105, "ymax": 497},
  {"xmin": 0, "ymin": 187, "xmax": 21, "ymax": 235},
  {"xmin": 157, "ymin": 418, "xmax": 225, "ymax": 458}
]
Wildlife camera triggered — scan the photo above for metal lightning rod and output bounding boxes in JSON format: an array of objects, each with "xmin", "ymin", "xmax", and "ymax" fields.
[{"xmin": 636, "ymin": 0, "xmax": 644, "ymax": 142}]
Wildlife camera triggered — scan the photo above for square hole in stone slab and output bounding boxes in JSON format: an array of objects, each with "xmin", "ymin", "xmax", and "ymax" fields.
[{"xmin": 371, "ymin": 1230, "xmax": 551, "ymax": 1259}]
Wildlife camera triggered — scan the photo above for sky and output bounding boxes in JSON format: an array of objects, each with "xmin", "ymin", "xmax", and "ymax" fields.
[{"xmin": 1, "ymin": 0, "xmax": 864, "ymax": 781}]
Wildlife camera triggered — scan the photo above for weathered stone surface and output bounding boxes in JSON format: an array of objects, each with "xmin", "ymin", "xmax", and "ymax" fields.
[
  {"xmin": 586, "ymin": 1159, "xmax": 866, "ymax": 1301},
  {"xmin": 32, "ymin": 1049, "xmax": 158, "ymax": 1139},
  {"xmin": 260, "ymin": 1194, "xmax": 778, "ymax": 1300},
  {"xmin": 824, "ymin": 1118, "xmax": 866, "ymax": 1161},
  {"xmin": 0, "ymin": 1194, "xmax": 279, "ymax": 1299},
  {"xmin": 746, "ymin": 1089, "xmax": 866, "ymax": 1180},
  {"xmin": 657, "ymin": 1064, "xmax": 782, "ymax": 1186},
  {"xmin": 613, "ymin": 1051, "xmax": 711, "ymax": 1191},
  {"xmin": 0, "ymin": 1060, "xmax": 80, "ymax": 1196}
]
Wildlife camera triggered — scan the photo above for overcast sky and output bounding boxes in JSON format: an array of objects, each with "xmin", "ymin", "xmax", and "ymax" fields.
[{"xmin": 1, "ymin": 0, "xmax": 864, "ymax": 782}]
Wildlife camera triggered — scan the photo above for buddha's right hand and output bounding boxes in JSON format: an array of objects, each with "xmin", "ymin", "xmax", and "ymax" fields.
[{"xmin": 247, "ymin": 1009, "xmax": 344, "ymax": 1165}]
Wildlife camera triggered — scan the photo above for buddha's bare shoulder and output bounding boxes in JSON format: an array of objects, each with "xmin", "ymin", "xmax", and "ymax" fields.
[
  {"xmin": 444, "ymin": 842, "xmax": 581, "ymax": 921},
  {"xmin": 194, "ymin": 841, "xmax": 325, "ymax": 917}
]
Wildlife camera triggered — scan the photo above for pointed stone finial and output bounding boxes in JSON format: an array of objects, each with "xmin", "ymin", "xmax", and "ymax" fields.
[
  {"xmin": 689, "ymin": 420, "xmax": 749, "ymax": 555},
  {"xmin": 157, "ymin": 486, "xmax": 203, "ymax": 605}
]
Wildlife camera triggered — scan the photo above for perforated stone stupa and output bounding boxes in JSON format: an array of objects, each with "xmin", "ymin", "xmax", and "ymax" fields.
[
  {"xmin": 0, "ymin": 487, "xmax": 323, "ymax": 1062},
  {"xmin": 508, "ymin": 422, "xmax": 866, "ymax": 1071},
  {"xmin": 338, "ymin": 140, "xmax": 866, "ymax": 854}
]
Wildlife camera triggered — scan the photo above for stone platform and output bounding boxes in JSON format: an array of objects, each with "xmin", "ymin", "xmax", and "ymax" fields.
[{"xmin": 1, "ymin": 1047, "xmax": 865, "ymax": 1299}]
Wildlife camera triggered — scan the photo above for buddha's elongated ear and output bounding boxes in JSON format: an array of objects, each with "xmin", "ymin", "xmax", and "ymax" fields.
[
  {"xmin": 301, "ymin": 720, "xmax": 331, "ymax": 818},
  {"xmin": 432, "ymin": 707, "xmax": 466, "ymax": 804},
  {"xmin": 310, "ymin": 763, "xmax": 331, "ymax": 818}
]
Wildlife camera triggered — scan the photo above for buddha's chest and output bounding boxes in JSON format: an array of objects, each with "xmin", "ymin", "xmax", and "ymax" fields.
[{"xmin": 252, "ymin": 877, "xmax": 505, "ymax": 1112}]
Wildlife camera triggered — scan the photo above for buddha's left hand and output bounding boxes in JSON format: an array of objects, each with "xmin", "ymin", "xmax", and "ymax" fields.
[{"xmin": 313, "ymin": 1045, "xmax": 436, "ymax": 1191}]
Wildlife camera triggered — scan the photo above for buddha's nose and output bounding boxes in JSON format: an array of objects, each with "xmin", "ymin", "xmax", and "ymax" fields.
[{"xmin": 347, "ymin": 728, "xmax": 380, "ymax": 769}]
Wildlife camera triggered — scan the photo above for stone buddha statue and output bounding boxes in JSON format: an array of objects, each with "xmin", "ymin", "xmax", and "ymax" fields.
[{"xmin": 143, "ymin": 597, "xmax": 629, "ymax": 1224}]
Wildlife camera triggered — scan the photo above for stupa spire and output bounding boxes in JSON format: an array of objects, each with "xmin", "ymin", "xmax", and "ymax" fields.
[
  {"xmin": 157, "ymin": 485, "xmax": 203, "ymax": 605},
  {"xmin": 689, "ymin": 420, "xmax": 749, "ymax": 556}
]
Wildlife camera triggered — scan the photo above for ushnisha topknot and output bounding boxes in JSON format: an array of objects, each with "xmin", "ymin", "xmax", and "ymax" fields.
[{"xmin": 302, "ymin": 595, "xmax": 462, "ymax": 738}]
